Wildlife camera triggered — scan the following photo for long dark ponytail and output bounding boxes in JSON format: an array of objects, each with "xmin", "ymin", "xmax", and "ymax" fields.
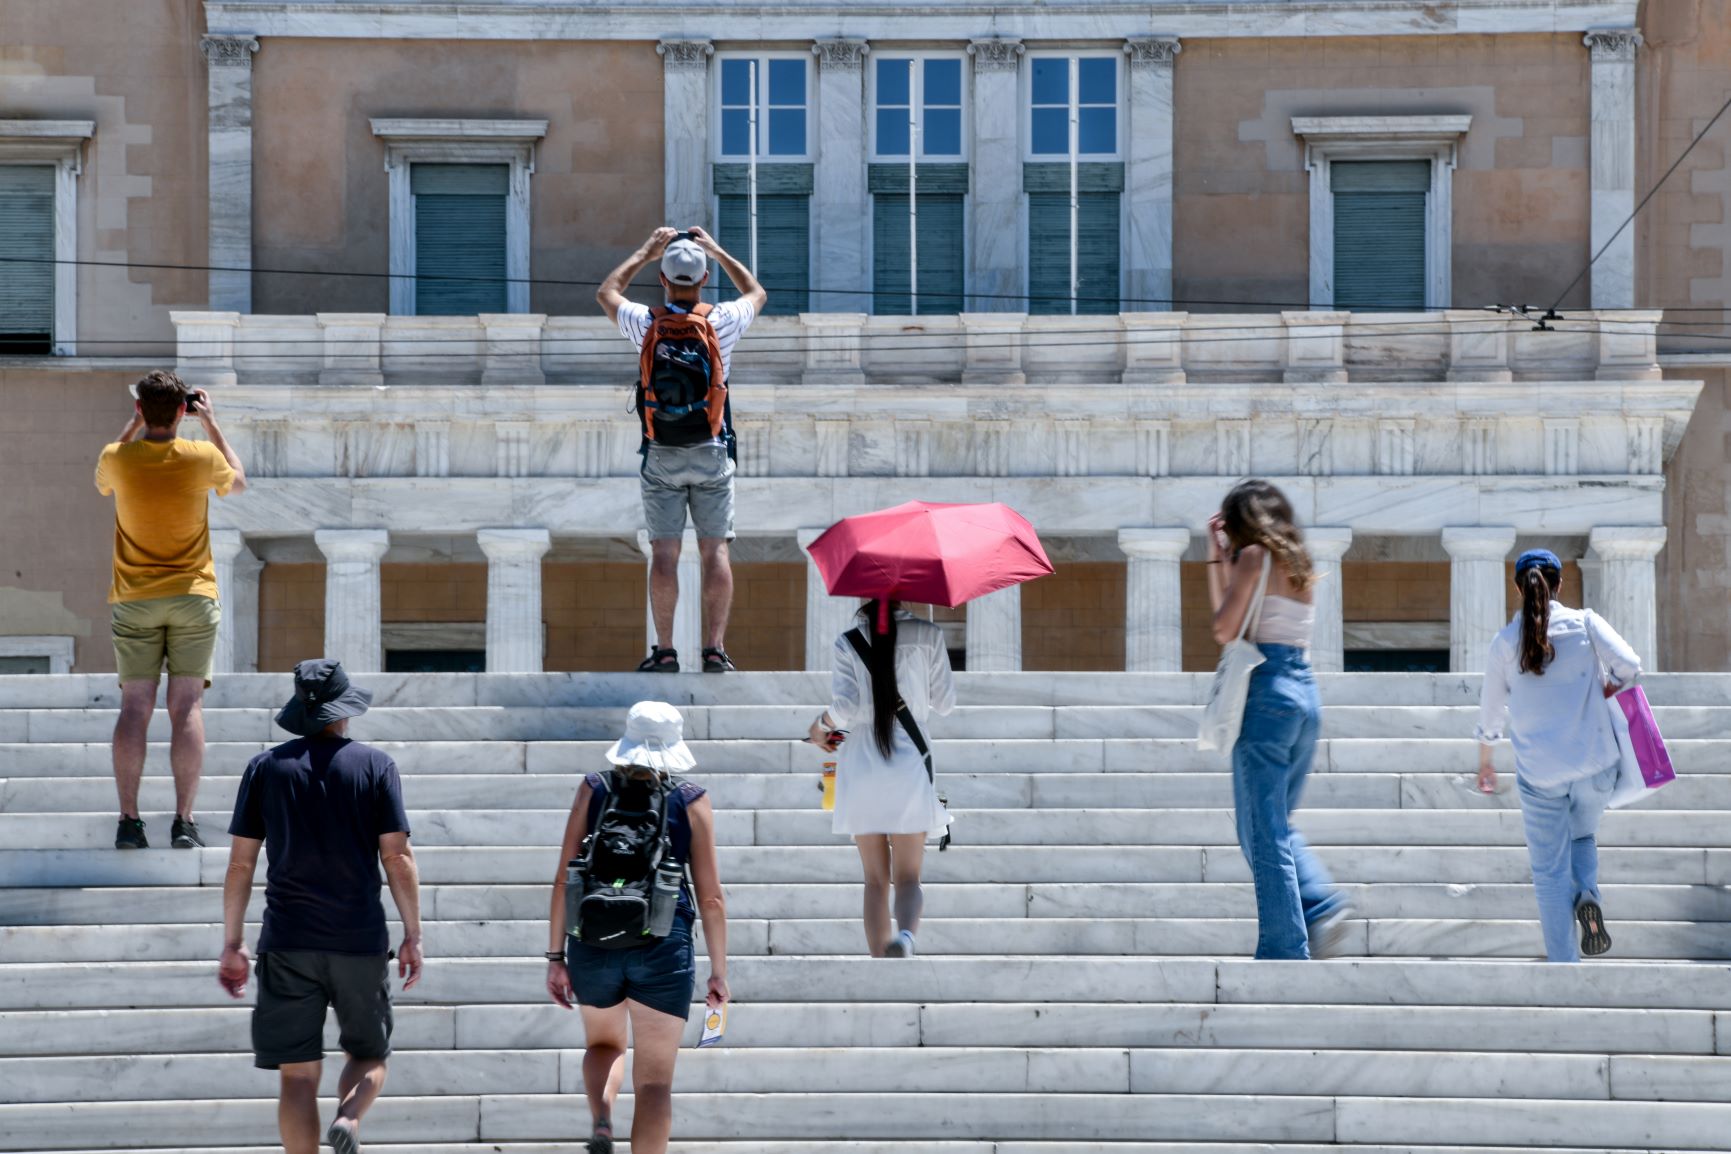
[
  {"xmin": 1518, "ymin": 565, "xmax": 1560, "ymax": 675},
  {"xmin": 865, "ymin": 599, "xmax": 900, "ymax": 759}
]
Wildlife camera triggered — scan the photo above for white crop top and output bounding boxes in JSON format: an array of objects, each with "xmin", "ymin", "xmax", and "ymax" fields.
[{"xmin": 1254, "ymin": 595, "xmax": 1315, "ymax": 647}]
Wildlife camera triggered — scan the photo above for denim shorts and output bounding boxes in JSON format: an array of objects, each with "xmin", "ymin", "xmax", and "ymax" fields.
[
  {"xmin": 564, "ymin": 913, "xmax": 696, "ymax": 1020},
  {"xmin": 640, "ymin": 442, "xmax": 735, "ymax": 541}
]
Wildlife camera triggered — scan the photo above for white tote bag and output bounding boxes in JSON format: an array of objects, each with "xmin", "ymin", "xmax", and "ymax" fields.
[{"xmin": 1196, "ymin": 553, "xmax": 1271, "ymax": 755}]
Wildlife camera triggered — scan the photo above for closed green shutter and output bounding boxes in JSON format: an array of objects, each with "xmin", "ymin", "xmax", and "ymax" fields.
[
  {"xmin": 1025, "ymin": 163, "xmax": 1121, "ymax": 315},
  {"xmin": 869, "ymin": 163, "xmax": 967, "ymax": 316},
  {"xmin": 1332, "ymin": 160, "xmax": 1429, "ymax": 310},
  {"xmin": 0, "ymin": 166, "xmax": 55, "ymax": 350},
  {"xmin": 716, "ymin": 199, "xmax": 809, "ymax": 315},
  {"xmin": 411, "ymin": 163, "xmax": 508, "ymax": 315}
]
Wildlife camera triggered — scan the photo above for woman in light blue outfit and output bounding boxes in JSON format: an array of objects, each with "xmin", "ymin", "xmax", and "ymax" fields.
[
  {"xmin": 1207, "ymin": 479, "xmax": 1349, "ymax": 960},
  {"xmin": 1475, "ymin": 549, "xmax": 1641, "ymax": 962}
]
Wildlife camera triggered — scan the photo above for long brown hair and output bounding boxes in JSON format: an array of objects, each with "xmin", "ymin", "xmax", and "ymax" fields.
[
  {"xmin": 1518, "ymin": 564, "xmax": 1560, "ymax": 675},
  {"xmin": 1219, "ymin": 479, "xmax": 1315, "ymax": 592}
]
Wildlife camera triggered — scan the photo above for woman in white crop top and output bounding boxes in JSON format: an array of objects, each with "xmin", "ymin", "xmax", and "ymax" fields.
[{"xmin": 1206, "ymin": 479, "xmax": 1349, "ymax": 960}]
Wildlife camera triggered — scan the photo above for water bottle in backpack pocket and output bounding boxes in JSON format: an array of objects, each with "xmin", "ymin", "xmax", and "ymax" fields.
[{"xmin": 566, "ymin": 770, "xmax": 685, "ymax": 950}]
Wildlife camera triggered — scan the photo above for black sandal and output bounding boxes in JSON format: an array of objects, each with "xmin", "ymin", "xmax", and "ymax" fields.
[
  {"xmin": 702, "ymin": 647, "xmax": 737, "ymax": 673},
  {"xmin": 637, "ymin": 647, "xmax": 679, "ymax": 673},
  {"xmin": 1576, "ymin": 898, "xmax": 1612, "ymax": 957}
]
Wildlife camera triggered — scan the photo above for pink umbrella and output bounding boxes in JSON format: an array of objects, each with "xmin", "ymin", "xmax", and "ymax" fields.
[{"xmin": 804, "ymin": 501, "xmax": 1054, "ymax": 632}]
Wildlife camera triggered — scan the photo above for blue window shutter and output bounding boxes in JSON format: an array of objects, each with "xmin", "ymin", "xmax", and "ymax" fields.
[
  {"xmin": 411, "ymin": 163, "xmax": 509, "ymax": 315},
  {"xmin": 1332, "ymin": 160, "xmax": 1429, "ymax": 310},
  {"xmin": 717, "ymin": 193, "xmax": 810, "ymax": 315},
  {"xmin": 0, "ymin": 166, "xmax": 55, "ymax": 344}
]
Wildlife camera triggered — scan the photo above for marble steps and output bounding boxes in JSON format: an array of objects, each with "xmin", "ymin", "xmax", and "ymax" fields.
[
  {"xmin": 4, "ymin": 1045, "xmax": 1724, "ymax": 1105},
  {"xmin": 7, "ymin": 806, "xmax": 1729, "ymax": 851},
  {"xmin": 10, "ymin": 914, "xmax": 1731, "ymax": 963},
  {"xmin": 8, "ymin": 844, "xmax": 1724, "ymax": 890},
  {"xmin": 9, "ymin": 958, "xmax": 1728, "ymax": 1013},
  {"xmin": 3, "ymin": 1001, "xmax": 1723, "ymax": 1058},
  {"xmin": 6, "ymin": 670, "xmax": 1724, "ymax": 711},
  {"xmin": 20, "ymin": 1147, "xmax": 1724, "ymax": 1154},
  {"xmin": 8, "ymin": 881, "xmax": 1730, "ymax": 929},
  {"xmin": 4, "ymin": 1092, "xmax": 1731, "ymax": 1150},
  {"xmin": 7, "ymin": 702, "xmax": 1730, "ymax": 744}
]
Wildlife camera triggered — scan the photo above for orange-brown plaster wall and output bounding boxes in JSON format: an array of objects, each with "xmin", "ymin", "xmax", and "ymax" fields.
[
  {"xmin": 1173, "ymin": 34, "xmax": 1592, "ymax": 311},
  {"xmin": 545, "ymin": 562, "xmax": 647, "ymax": 673},
  {"xmin": 259, "ymin": 564, "xmax": 326, "ymax": 672},
  {"xmin": 724, "ymin": 562, "xmax": 804, "ymax": 674},
  {"xmin": 1661, "ymin": 366, "xmax": 1730, "ymax": 671},
  {"xmin": 1022, "ymin": 564, "xmax": 1127, "ymax": 672},
  {"xmin": 250, "ymin": 39, "xmax": 666, "ymax": 317}
]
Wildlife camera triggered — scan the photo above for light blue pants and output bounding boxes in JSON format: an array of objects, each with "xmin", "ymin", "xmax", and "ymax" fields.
[
  {"xmin": 1516, "ymin": 765, "xmax": 1617, "ymax": 962},
  {"xmin": 1231, "ymin": 645, "xmax": 1345, "ymax": 960}
]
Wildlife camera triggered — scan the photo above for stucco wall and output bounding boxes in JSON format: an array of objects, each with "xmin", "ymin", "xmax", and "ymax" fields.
[
  {"xmin": 0, "ymin": 0, "xmax": 209, "ymax": 350},
  {"xmin": 249, "ymin": 38, "xmax": 665, "ymax": 317},
  {"xmin": 1174, "ymin": 34, "xmax": 1592, "ymax": 311}
]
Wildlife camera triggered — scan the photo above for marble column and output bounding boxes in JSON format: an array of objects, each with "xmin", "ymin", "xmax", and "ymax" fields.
[
  {"xmin": 967, "ymin": 38, "xmax": 1024, "ymax": 310},
  {"xmin": 1588, "ymin": 525, "xmax": 1666, "ymax": 670},
  {"xmin": 1307, "ymin": 528, "xmax": 1353, "ymax": 674},
  {"xmin": 201, "ymin": 34, "xmax": 260, "ymax": 313},
  {"xmin": 799, "ymin": 528, "xmax": 862, "ymax": 672},
  {"xmin": 813, "ymin": 39, "xmax": 871, "ymax": 313},
  {"xmin": 1584, "ymin": 28, "xmax": 1641, "ymax": 309},
  {"xmin": 658, "ymin": 40, "xmax": 714, "ymax": 229},
  {"xmin": 1441, "ymin": 527, "xmax": 1516, "ymax": 674},
  {"xmin": 638, "ymin": 529, "xmax": 703, "ymax": 668},
  {"xmin": 477, "ymin": 528, "xmax": 552, "ymax": 673},
  {"xmin": 966, "ymin": 584, "xmax": 1022, "ymax": 672},
  {"xmin": 1118, "ymin": 528, "xmax": 1188, "ymax": 672},
  {"xmin": 210, "ymin": 529, "xmax": 261, "ymax": 675},
  {"xmin": 314, "ymin": 529, "xmax": 389, "ymax": 673},
  {"xmin": 1123, "ymin": 37, "xmax": 1180, "ymax": 310}
]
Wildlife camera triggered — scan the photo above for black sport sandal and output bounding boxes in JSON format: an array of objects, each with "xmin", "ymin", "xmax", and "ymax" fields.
[
  {"xmin": 637, "ymin": 647, "xmax": 679, "ymax": 673},
  {"xmin": 702, "ymin": 647, "xmax": 737, "ymax": 673}
]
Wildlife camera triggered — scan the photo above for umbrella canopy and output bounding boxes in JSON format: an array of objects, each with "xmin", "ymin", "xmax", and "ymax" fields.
[{"xmin": 804, "ymin": 501, "xmax": 1054, "ymax": 619}]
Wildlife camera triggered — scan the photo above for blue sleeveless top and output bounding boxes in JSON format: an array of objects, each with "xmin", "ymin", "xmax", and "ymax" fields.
[{"xmin": 584, "ymin": 771, "xmax": 706, "ymax": 917}]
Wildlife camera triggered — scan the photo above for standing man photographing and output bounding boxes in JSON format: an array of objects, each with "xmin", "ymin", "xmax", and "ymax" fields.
[
  {"xmin": 597, "ymin": 226, "xmax": 767, "ymax": 674},
  {"xmin": 95, "ymin": 370, "xmax": 247, "ymax": 849}
]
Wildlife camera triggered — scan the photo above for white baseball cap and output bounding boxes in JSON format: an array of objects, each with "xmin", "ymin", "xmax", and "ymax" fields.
[{"xmin": 660, "ymin": 238, "xmax": 708, "ymax": 286}]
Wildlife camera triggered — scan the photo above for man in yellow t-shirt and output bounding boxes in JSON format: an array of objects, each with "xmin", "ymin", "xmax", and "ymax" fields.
[{"xmin": 94, "ymin": 370, "xmax": 248, "ymax": 851}]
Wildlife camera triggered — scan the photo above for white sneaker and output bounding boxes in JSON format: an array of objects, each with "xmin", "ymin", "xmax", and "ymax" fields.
[
  {"xmin": 1307, "ymin": 907, "xmax": 1355, "ymax": 960},
  {"xmin": 883, "ymin": 930, "xmax": 917, "ymax": 958}
]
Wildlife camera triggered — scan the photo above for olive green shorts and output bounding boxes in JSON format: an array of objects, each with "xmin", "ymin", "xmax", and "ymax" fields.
[{"xmin": 111, "ymin": 594, "xmax": 221, "ymax": 685}]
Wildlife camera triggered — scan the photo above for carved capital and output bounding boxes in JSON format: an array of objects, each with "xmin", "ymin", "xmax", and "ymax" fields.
[
  {"xmin": 1583, "ymin": 28, "xmax": 1642, "ymax": 60},
  {"xmin": 968, "ymin": 38, "xmax": 1025, "ymax": 72},
  {"xmin": 657, "ymin": 39, "xmax": 714, "ymax": 69},
  {"xmin": 200, "ymin": 35, "xmax": 260, "ymax": 67},
  {"xmin": 812, "ymin": 38, "xmax": 869, "ymax": 70},
  {"xmin": 1124, "ymin": 37, "xmax": 1181, "ymax": 66}
]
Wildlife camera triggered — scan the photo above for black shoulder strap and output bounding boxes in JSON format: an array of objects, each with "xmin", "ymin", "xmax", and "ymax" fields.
[{"xmin": 844, "ymin": 627, "xmax": 933, "ymax": 784}]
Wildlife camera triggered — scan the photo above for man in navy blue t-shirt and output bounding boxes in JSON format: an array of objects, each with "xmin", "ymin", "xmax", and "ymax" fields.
[{"xmin": 218, "ymin": 659, "xmax": 421, "ymax": 1154}]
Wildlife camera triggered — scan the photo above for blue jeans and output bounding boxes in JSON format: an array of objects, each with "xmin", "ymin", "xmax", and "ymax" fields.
[
  {"xmin": 1231, "ymin": 645, "xmax": 1344, "ymax": 959},
  {"xmin": 1516, "ymin": 766, "xmax": 1615, "ymax": 962}
]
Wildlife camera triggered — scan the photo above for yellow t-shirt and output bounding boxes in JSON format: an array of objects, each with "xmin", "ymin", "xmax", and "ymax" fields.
[{"xmin": 94, "ymin": 438, "xmax": 236, "ymax": 604}]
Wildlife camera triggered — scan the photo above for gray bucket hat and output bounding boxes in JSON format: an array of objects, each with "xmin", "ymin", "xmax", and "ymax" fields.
[{"xmin": 275, "ymin": 659, "xmax": 374, "ymax": 736}]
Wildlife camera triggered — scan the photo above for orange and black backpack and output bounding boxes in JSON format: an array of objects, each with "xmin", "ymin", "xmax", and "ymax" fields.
[{"xmin": 635, "ymin": 304, "xmax": 731, "ymax": 452}]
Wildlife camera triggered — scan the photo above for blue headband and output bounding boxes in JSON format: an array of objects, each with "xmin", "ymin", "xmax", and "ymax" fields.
[{"xmin": 1514, "ymin": 548, "xmax": 1562, "ymax": 576}]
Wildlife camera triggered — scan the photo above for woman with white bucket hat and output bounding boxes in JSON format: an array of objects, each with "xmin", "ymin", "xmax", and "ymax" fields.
[{"xmin": 545, "ymin": 701, "xmax": 728, "ymax": 1154}]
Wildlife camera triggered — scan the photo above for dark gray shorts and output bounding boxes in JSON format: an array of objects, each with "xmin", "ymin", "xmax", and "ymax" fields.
[
  {"xmin": 252, "ymin": 950, "xmax": 393, "ymax": 1069},
  {"xmin": 640, "ymin": 442, "xmax": 735, "ymax": 541}
]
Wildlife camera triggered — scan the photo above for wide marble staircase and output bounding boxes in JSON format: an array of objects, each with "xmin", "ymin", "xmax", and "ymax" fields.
[{"xmin": 1, "ymin": 670, "xmax": 1729, "ymax": 1153}]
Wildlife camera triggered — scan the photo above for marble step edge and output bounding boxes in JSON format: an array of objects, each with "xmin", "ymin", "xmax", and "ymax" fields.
[{"xmin": 18, "ymin": 1146, "xmax": 1724, "ymax": 1154}]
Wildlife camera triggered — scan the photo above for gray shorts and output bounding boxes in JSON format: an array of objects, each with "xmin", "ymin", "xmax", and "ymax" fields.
[
  {"xmin": 251, "ymin": 951, "xmax": 393, "ymax": 1069},
  {"xmin": 641, "ymin": 442, "xmax": 736, "ymax": 541}
]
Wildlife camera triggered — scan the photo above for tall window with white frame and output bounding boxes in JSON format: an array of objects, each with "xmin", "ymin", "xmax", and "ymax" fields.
[
  {"xmin": 1025, "ymin": 53, "xmax": 1122, "ymax": 315},
  {"xmin": 0, "ymin": 166, "xmax": 55, "ymax": 353},
  {"xmin": 715, "ymin": 53, "xmax": 812, "ymax": 314},
  {"xmin": 870, "ymin": 53, "xmax": 967, "ymax": 315},
  {"xmin": 1330, "ymin": 160, "xmax": 1429, "ymax": 310},
  {"xmin": 411, "ymin": 163, "xmax": 510, "ymax": 315}
]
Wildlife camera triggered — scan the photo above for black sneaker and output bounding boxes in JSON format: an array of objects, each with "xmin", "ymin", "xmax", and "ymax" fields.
[
  {"xmin": 637, "ymin": 647, "xmax": 679, "ymax": 673},
  {"xmin": 702, "ymin": 647, "xmax": 737, "ymax": 673},
  {"xmin": 115, "ymin": 817, "xmax": 148, "ymax": 850},
  {"xmin": 171, "ymin": 817, "xmax": 206, "ymax": 850},
  {"xmin": 1576, "ymin": 898, "xmax": 1612, "ymax": 957}
]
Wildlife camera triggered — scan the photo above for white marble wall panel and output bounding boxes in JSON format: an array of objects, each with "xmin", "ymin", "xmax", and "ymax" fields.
[
  {"xmin": 1412, "ymin": 419, "xmax": 1463, "ymax": 477},
  {"xmin": 1463, "ymin": 419, "xmax": 1497, "ymax": 475},
  {"xmin": 812, "ymin": 40, "xmax": 870, "ymax": 313},
  {"xmin": 1298, "ymin": 419, "xmax": 1334, "ymax": 476},
  {"xmin": 895, "ymin": 420, "xmax": 931, "ymax": 477},
  {"xmin": 1544, "ymin": 419, "xmax": 1580, "ymax": 475},
  {"xmin": 1123, "ymin": 38, "xmax": 1180, "ymax": 310},
  {"xmin": 1585, "ymin": 29, "xmax": 1640, "ymax": 309},
  {"xmin": 415, "ymin": 422, "xmax": 451, "ymax": 478},
  {"xmin": 201, "ymin": 36, "xmax": 258, "ymax": 314},
  {"xmin": 1376, "ymin": 420, "xmax": 1416, "ymax": 476},
  {"xmin": 1254, "ymin": 420, "xmax": 1300, "ymax": 477},
  {"xmin": 966, "ymin": 40, "xmax": 1024, "ymax": 310},
  {"xmin": 449, "ymin": 422, "xmax": 495, "ymax": 478},
  {"xmin": 849, "ymin": 420, "xmax": 895, "ymax": 477},
  {"xmin": 659, "ymin": 40, "xmax": 712, "ymax": 230},
  {"xmin": 966, "ymin": 584, "xmax": 1022, "ymax": 672},
  {"xmin": 1218, "ymin": 422, "xmax": 1253, "ymax": 477},
  {"xmin": 1576, "ymin": 416, "xmax": 1625, "ymax": 475}
]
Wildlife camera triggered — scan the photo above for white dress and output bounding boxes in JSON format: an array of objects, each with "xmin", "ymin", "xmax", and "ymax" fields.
[{"xmin": 826, "ymin": 609, "xmax": 956, "ymax": 837}]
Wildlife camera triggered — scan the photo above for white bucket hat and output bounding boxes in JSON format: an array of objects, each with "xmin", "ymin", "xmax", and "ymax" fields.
[{"xmin": 606, "ymin": 700, "xmax": 697, "ymax": 772}]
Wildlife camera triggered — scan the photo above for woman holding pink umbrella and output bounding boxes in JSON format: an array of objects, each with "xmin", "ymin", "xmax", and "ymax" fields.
[{"xmin": 803, "ymin": 501, "xmax": 1053, "ymax": 958}]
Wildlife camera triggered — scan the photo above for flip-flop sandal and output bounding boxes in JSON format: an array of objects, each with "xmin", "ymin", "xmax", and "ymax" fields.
[
  {"xmin": 637, "ymin": 647, "xmax": 679, "ymax": 673},
  {"xmin": 325, "ymin": 1123, "xmax": 359, "ymax": 1154},
  {"xmin": 1576, "ymin": 899, "xmax": 1613, "ymax": 956}
]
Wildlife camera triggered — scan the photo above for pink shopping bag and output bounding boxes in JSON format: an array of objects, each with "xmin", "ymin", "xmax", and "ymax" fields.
[{"xmin": 1606, "ymin": 685, "xmax": 1676, "ymax": 809}]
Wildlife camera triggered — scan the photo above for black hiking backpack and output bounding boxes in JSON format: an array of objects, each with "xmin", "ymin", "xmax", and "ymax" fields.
[{"xmin": 566, "ymin": 770, "xmax": 687, "ymax": 950}]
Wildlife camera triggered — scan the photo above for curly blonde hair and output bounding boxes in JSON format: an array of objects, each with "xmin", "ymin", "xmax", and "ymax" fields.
[{"xmin": 1220, "ymin": 478, "xmax": 1315, "ymax": 592}]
